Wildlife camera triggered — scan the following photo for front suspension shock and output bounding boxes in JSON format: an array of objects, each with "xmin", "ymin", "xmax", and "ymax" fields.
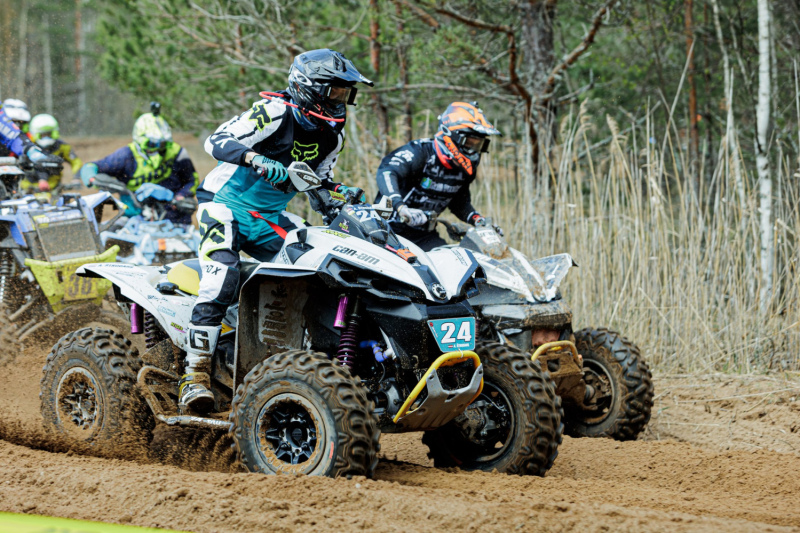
[{"xmin": 335, "ymin": 296, "xmax": 361, "ymax": 370}]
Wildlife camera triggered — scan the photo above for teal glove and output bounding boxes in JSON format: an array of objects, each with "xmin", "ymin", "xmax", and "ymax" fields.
[
  {"xmin": 251, "ymin": 155, "xmax": 287, "ymax": 184},
  {"xmin": 336, "ymin": 185, "xmax": 366, "ymax": 204},
  {"xmin": 78, "ymin": 163, "xmax": 99, "ymax": 187}
]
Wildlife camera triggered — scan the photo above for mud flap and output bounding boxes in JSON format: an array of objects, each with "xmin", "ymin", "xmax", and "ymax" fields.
[{"xmin": 393, "ymin": 351, "xmax": 484, "ymax": 431}]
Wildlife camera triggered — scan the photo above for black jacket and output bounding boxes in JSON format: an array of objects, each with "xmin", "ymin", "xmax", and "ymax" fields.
[{"xmin": 376, "ymin": 138, "xmax": 479, "ymax": 224}]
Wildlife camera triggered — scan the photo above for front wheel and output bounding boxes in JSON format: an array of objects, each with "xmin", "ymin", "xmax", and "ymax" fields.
[
  {"xmin": 422, "ymin": 342, "xmax": 563, "ymax": 476},
  {"xmin": 230, "ymin": 350, "xmax": 380, "ymax": 477},
  {"xmin": 566, "ymin": 327, "xmax": 654, "ymax": 440},
  {"xmin": 39, "ymin": 328, "xmax": 153, "ymax": 455}
]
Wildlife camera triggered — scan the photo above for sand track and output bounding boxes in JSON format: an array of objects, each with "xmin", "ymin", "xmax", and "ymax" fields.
[{"xmin": 1, "ymin": 335, "xmax": 798, "ymax": 532}]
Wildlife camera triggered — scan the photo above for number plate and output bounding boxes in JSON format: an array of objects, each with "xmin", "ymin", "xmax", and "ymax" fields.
[
  {"xmin": 63, "ymin": 268, "xmax": 99, "ymax": 301},
  {"xmin": 427, "ymin": 317, "xmax": 475, "ymax": 352}
]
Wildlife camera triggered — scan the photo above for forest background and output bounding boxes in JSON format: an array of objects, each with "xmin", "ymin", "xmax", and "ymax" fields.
[{"xmin": 1, "ymin": 0, "xmax": 799, "ymax": 375}]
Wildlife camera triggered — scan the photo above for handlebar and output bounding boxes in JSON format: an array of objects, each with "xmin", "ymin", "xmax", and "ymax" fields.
[{"xmin": 89, "ymin": 173, "xmax": 198, "ymax": 216}]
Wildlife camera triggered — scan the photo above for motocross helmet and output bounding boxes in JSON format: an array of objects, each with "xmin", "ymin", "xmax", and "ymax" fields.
[
  {"xmin": 30, "ymin": 114, "xmax": 60, "ymax": 148},
  {"xmin": 132, "ymin": 112, "xmax": 172, "ymax": 154},
  {"xmin": 3, "ymin": 98, "xmax": 31, "ymax": 132},
  {"xmin": 287, "ymin": 49, "xmax": 374, "ymax": 122},
  {"xmin": 434, "ymin": 102, "xmax": 501, "ymax": 176}
]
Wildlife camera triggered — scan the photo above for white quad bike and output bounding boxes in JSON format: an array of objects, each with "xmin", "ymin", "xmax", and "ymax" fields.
[
  {"xmin": 40, "ymin": 162, "xmax": 563, "ymax": 478},
  {"xmin": 434, "ymin": 218, "xmax": 654, "ymax": 441}
]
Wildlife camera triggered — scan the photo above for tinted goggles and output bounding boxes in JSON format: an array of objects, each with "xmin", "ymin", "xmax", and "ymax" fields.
[
  {"xmin": 457, "ymin": 133, "xmax": 489, "ymax": 154},
  {"xmin": 324, "ymin": 85, "xmax": 358, "ymax": 106},
  {"xmin": 144, "ymin": 138, "xmax": 168, "ymax": 152}
]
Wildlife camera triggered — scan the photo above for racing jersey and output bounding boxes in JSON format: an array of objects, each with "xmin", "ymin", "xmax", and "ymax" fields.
[
  {"xmin": 201, "ymin": 93, "xmax": 345, "ymax": 214},
  {"xmin": 376, "ymin": 138, "xmax": 480, "ymax": 224},
  {"xmin": 90, "ymin": 142, "xmax": 199, "ymax": 198},
  {"xmin": 0, "ymin": 109, "xmax": 27, "ymax": 157}
]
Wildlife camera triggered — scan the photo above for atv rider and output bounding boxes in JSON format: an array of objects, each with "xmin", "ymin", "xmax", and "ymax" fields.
[
  {"xmin": 0, "ymin": 100, "xmax": 55, "ymax": 164},
  {"xmin": 21, "ymin": 113, "xmax": 83, "ymax": 193},
  {"xmin": 376, "ymin": 102, "xmax": 502, "ymax": 251},
  {"xmin": 181, "ymin": 48, "xmax": 373, "ymax": 413},
  {"xmin": 2, "ymin": 99, "xmax": 31, "ymax": 134},
  {"xmin": 77, "ymin": 107, "xmax": 199, "ymax": 224}
]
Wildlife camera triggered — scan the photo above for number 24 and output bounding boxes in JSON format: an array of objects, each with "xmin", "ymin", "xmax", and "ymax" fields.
[{"xmin": 440, "ymin": 321, "xmax": 472, "ymax": 343}]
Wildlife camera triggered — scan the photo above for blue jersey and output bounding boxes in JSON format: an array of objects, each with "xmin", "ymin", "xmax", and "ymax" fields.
[
  {"xmin": 0, "ymin": 109, "xmax": 26, "ymax": 156},
  {"xmin": 92, "ymin": 143, "xmax": 199, "ymax": 198}
]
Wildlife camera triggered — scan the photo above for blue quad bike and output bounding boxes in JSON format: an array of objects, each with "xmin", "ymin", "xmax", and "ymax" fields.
[
  {"xmin": 89, "ymin": 173, "xmax": 201, "ymax": 266},
  {"xmin": 0, "ymin": 157, "xmax": 123, "ymax": 349}
]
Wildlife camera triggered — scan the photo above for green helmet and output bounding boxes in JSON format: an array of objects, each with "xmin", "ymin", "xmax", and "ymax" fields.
[
  {"xmin": 30, "ymin": 114, "xmax": 60, "ymax": 147},
  {"xmin": 132, "ymin": 112, "xmax": 172, "ymax": 152}
]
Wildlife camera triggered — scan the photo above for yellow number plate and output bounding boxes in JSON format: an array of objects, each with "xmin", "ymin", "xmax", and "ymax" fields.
[{"xmin": 63, "ymin": 268, "xmax": 99, "ymax": 301}]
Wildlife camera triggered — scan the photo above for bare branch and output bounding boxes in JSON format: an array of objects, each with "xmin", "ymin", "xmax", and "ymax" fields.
[
  {"xmin": 371, "ymin": 83, "xmax": 518, "ymax": 103},
  {"xmin": 541, "ymin": 0, "xmax": 618, "ymax": 100}
]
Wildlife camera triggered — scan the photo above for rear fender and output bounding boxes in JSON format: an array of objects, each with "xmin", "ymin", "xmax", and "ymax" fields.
[
  {"xmin": 77, "ymin": 262, "xmax": 193, "ymax": 346},
  {"xmin": 235, "ymin": 265, "xmax": 317, "ymax": 387}
]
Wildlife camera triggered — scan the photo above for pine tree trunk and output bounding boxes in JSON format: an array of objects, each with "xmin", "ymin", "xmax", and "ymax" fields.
[
  {"xmin": 15, "ymin": 1, "xmax": 27, "ymax": 97},
  {"xmin": 756, "ymin": 0, "xmax": 773, "ymax": 315},
  {"xmin": 42, "ymin": 14, "xmax": 53, "ymax": 115}
]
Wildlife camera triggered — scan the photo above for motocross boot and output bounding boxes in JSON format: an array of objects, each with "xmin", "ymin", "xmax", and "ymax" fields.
[{"xmin": 179, "ymin": 324, "xmax": 220, "ymax": 414}]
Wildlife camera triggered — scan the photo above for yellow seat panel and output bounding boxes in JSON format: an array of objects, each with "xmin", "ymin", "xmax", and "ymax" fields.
[{"xmin": 166, "ymin": 260, "xmax": 201, "ymax": 295}]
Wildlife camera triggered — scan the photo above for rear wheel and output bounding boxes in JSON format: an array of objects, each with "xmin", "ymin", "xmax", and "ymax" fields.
[
  {"xmin": 40, "ymin": 328, "xmax": 153, "ymax": 455},
  {"xmin": 423, "ymin": 342, "xmax": 563, "ymax": 476},
  {"xmin": 230, "ymin": 350, "xmax": 379, "ymax": 477},
  {"xmin": 566, "ymin": 328, "xmax": 653, "ymax": 440}
]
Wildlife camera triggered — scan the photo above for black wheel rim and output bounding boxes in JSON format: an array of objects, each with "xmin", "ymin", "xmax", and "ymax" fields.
[
  {"xmin": 256, "ymin": 393, "xmax": 325, "ymax": 474},
  {"xmin": 455, "ymin": 382, "xmax": 515, "ymax": 463},
  {"xmin": 55, "ymin": 366, "xmax": 103, "ymax": 440},
  {"xmin": 580, "ymin": 358, "xmax": 616, "ymax": 424}
]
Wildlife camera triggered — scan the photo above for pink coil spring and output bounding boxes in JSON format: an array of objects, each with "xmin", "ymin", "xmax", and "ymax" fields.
[{"xmin": 335, "ymin": 315, "xmax": 360, "ymax": 369}]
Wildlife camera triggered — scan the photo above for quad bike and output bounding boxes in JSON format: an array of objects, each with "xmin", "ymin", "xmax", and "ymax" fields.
[
  {"xmin": 89, "ymin": 173, "xmax": 201, "ymax": 265},
  {"xmin": 0, "ymin": 154, "xmax": 66, "ymax": 202},
  {"xmin": 432, "ymin": 217, "xmax": 654, "ymax": 441},
  {"xmin": 0, "ymin": 168, "xmax": 121, "ymax": 345},
  {"xmin": 40, "ymin": 162, "xmax": 563, "ymax": 478}
]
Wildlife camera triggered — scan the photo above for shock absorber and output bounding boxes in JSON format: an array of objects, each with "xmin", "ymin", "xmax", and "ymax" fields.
[
  {"xmin": 0, "ymin": 251, "xmax": 13, "ymax": 305},
  {"xmin": 335, "ymin": 296, "xmax": 360, "ymax": 370},
  {"xmin": 144, "ymin": 311, "xmax": 160, "ymax": 350}
]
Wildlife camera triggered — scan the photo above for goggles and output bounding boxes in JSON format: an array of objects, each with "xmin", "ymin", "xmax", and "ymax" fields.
[
  {"xmin": 144, "ymin": 138, "xmax": 168, "ymax": 152},
  {"xmin": 323, "ymin": 85, "xmax": 357, "ymax": 106},
  {"xmin": 457, "ymin": 133, "xmax": 489, "ymax": 154}
]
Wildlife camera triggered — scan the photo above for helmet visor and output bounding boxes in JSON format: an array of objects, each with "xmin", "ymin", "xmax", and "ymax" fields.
[
  {"xmin": 324, "ymin": 85, "xmax": 356, "ymax": 105},
  {"xmin": 458, "ymin": 134, "xmax": 488, "ymax": 155}
]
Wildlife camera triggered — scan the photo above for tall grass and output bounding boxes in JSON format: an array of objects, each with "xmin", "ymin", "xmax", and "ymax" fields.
[{"xmin": 291, "ymin": 102, "xmax": 800, "ymax": 375}]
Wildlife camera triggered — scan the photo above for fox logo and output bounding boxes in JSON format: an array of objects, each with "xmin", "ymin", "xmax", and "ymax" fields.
[
  {"xmin": 291, "ymin": 141, "xmax": 319, "ymax": 162},
  {"xmin": 249, "ymin": 103, "xmax": 272, "ymax": 130}
]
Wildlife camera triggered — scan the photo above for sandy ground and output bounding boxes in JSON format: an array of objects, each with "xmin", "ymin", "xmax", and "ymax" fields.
[
  {"xmin": 1, "ymin": 334, "xmax": 799, "ymax": 532},
  {"xmin": 1, "ymin": 136, "xmax": 798, "ymax": 531}
]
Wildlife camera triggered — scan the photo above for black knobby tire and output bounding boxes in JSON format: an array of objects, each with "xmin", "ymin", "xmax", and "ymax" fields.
[
  {"xmin": 0, "ymin": 305, "xmax": 20, "ymax": 367},
  {"xmin": 566, "ymin": 327, "xmax": 654, "ymax": 440},
  {"xmin": 230, "ymin": 350, "xmax": 380, "ymax": 477},
  {"xmin": 422, "ymin": 342, "xmax": 563, "ymax": 476},
  {"xmin": 40, "ymin": 327, "xmax": 154, "ymax": 454}
]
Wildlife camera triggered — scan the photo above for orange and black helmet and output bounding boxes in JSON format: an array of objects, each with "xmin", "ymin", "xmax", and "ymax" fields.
[{"xmin": 434, "ymin": 102, "xmax": 501, "ymax": 175}]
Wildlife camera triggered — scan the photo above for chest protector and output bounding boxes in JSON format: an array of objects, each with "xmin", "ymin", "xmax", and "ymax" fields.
[{"xmin": 127, "ymin": 141, "xmax": 182, "ymax": 191}]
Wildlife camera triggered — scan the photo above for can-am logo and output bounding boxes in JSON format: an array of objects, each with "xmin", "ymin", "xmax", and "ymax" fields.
[{"xmin": 333, "ymin": 245, "xmax": 380, "ymax": 265}]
